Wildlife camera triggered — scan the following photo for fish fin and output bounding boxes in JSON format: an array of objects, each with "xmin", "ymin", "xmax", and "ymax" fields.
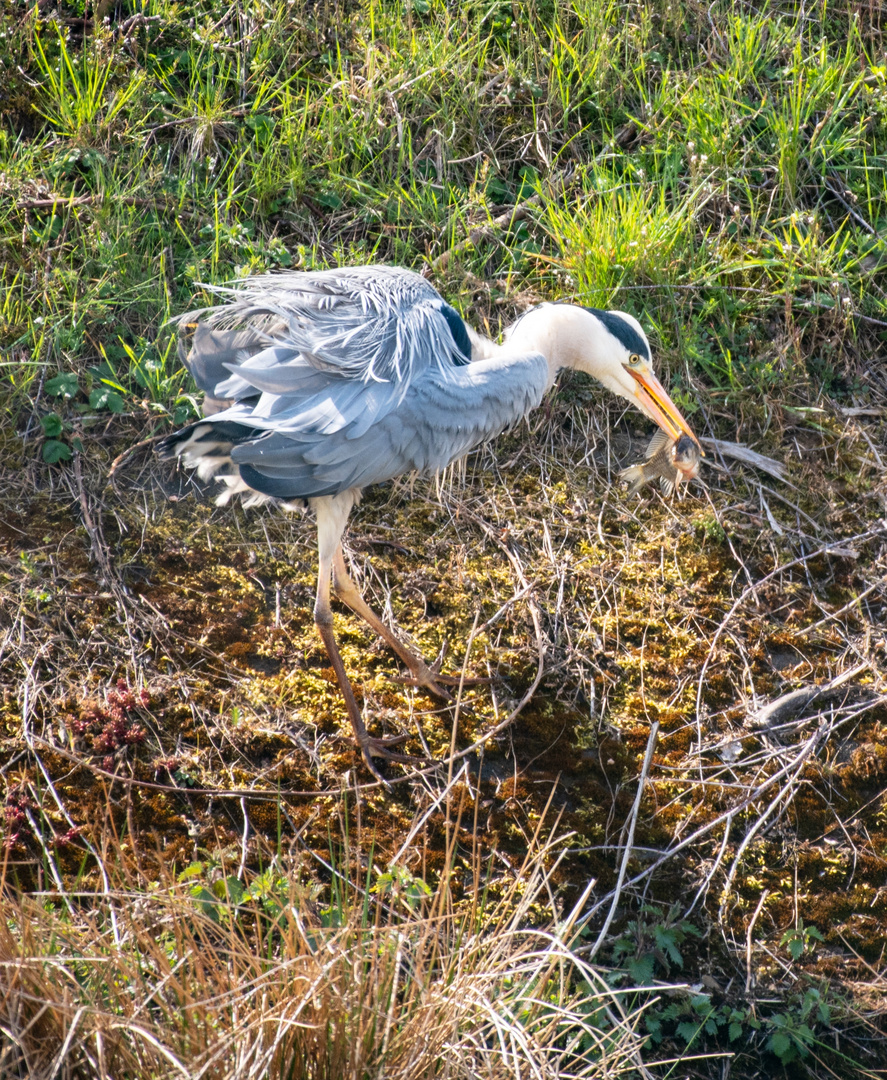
[
  {"xmin": 645, "ymin": 429, "xmax": 673, "ymax": 459},
  {"xmin": 620, "ymin": 464, "xmax": 647, "ymax": 495}
]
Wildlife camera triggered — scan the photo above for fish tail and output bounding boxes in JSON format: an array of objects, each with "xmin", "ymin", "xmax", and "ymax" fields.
[{"xmin": 620, "ymin": 464, "xmax": 647, "ymax": 495}]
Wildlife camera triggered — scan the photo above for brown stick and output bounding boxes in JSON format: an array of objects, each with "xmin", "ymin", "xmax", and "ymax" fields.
[
  {"xmin": 108, "ymin": 432, "xmax": 170, "ymax": 490},
  {"xmin": 17, "ymin": 195, "xmax": 198, "ymax": 218}
]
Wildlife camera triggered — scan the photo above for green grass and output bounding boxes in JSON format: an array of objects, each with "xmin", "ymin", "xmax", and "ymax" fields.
[{"xmin": 2, "ymin": 0, "xmax": 885, "ymax": 424}]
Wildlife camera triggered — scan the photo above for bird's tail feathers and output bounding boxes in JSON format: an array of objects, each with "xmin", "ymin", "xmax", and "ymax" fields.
[{"xmin": 158, "ymin": 421, "xmax": 274, "ymax": 500}]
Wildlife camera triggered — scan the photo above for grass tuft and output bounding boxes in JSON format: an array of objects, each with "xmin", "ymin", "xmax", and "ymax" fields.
[{"xmin": 0, "ymin": 799, "xmax": 646, "ymax": 1080}]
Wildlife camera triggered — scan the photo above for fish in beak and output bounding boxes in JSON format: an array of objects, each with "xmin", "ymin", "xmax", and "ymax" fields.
[{"xmin": 627, "ymin": 363, "xmax": 702, "ymax": 449}]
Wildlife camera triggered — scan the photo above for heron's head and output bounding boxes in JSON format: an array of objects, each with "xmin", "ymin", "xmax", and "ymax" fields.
[
  {"xmin": 504, "ymin": 303, "xmax": 701, "ymax": 446},
  {"xmin": 576, "ymin": 308, "xmax": 700, "ymax": 446}
]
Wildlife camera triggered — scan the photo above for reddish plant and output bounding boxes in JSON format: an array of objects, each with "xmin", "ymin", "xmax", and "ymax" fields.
[
  {"xmin": 3, "ymin": 786, "xmax": 34, "ymax": 848},
  {"xmin": 71, "ymin": 680, "xmax": 150, "ymax": 761}
]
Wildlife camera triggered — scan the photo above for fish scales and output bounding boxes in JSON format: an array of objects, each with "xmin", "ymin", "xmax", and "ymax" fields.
[{"xmin": 620, "ymin": 432, "xmax": 701, "ymax": 495}]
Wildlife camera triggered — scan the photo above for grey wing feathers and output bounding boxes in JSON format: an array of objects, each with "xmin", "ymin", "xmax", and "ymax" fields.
[
  {"xmin": 229, "ymin": 351, "xmax": 549, "ymax": 498},
  {"xmin": 176, "ymin": 265, "xmax": 470, "ymax": 398},
  {"xmin": 170, "ymin": 265, "xmax": 547, "ymax": 501}
]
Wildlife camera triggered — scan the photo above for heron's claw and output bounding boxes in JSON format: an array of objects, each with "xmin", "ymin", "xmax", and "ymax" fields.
[
  {"xmin": 390, "ymin": 655, "xmax": 493, "ymax": 699},
  {"xmin": 391, "ymin": 670, "xmax": 492, "ymax": 695},
  {"xmin": 357, "ymin": 733, "xmax": 428, "ymax": 781},
  {"xmin": 389, "ymin": 671, "xmax": 453, "ymax": 698},
  {"xmin": 426, "ymin": 671, "xmax": 494, "ymax": 687},
  {"xmin": 389, "ymin": 639, "xmax": 492, "ymax": 697},
  {"xmin": 360, "ymin": 731, "xmax": 409, "ymax": 755}
]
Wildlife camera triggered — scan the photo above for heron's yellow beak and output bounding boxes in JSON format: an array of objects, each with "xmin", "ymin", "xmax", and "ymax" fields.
[{"xmin": 627, "ymin": 365, "xmax": 701, "ymax": 449}]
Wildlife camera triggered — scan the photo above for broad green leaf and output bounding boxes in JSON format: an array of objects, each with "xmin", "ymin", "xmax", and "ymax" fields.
[
  {"xmin": 40, "ymin": 413, "xmax": 63, "ymax": 437},
  {"xmin": 89, "ymin": 387, "xmax": 125, "ymax": 412},
  {"xmin": 42, "ymin": 439, "xmax": 72, "ymax": 463},
  {"xmin": 223, "ymin": 876, "xmax": 246, "ymax": 904},
  {"xmin": 768, "ymin": 1030, "xmax": 792, "ymax": 1061},
  {"xmin": 189, "ymin": 885, "xmax": 221, "ymax": 923},
  {"xmin": 676, "ymin": 1021, "xmax": 700, "ymax": 1043},
  {"xmin": 46, "ymin": 372, "xmax": 80, "ymax": 399}
]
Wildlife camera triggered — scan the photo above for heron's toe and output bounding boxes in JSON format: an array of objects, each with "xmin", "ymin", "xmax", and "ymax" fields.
[
  {"xmin": 427, "ymin": 672, "xmax": 494, "ymax": 688},
  {"xmin": 354, "ymin": 733, "xmax": 426, "ymax": 782},
  {"xmin": 390, "ymin": 661, "xmax": 493, "ymax": 697},
  {"xmin": 389, "ymin": 670, "xmax": 455, "ymax": 699}
]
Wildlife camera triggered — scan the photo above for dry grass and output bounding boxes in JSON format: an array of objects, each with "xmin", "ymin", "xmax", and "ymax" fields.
[{"xmin": 0, "ymin": 791, "xmax": 649, "ymax": 1080}]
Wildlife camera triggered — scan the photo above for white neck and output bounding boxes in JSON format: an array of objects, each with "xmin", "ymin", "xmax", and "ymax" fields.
[{"xmin": 502, "ymin": 305, "xmax": 626, "ymax": 394}]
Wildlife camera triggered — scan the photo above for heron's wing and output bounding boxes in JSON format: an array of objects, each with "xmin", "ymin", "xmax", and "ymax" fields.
[
  {"xmin": 226, "ymin": 350, "xmax": 550, "ymax": 499},
  {"xmin": 176, "ymin": 266, "xmax": 474, "ymax": 409}
]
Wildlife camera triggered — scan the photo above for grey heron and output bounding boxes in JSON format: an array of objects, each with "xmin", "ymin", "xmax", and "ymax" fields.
[{"xmin": 158, "ymin": 265, "xmax": 699, "ymax": 775}]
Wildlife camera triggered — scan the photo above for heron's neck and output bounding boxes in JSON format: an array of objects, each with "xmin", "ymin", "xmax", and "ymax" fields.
[{"xmin": 503, "ymin": 305, "xmax": 612, "ymax": 388}]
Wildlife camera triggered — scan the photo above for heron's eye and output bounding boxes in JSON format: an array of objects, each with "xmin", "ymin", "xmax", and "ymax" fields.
[{"xmin": 628, "ymin": 353, "xmax": 643, "ymax": 367}]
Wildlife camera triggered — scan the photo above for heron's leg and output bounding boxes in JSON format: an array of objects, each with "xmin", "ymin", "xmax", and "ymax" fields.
[
  {"xmin": 313, "ymin": 496, "xmax": 415, "ymax": 775},
  {"xmin": 331, "ymin": 547, "xmax": 487, "ymax": 696}
]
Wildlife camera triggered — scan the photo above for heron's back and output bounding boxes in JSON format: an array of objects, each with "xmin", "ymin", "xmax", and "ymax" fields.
[{"xmin": 159, "ymin": 267, "xmax": 549, "ymax": 502}]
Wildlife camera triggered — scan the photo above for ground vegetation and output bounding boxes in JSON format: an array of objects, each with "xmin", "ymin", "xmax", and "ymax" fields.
[{"xmin": 2, "ymin": 0, "xmax": 887, "ymax": 1075}]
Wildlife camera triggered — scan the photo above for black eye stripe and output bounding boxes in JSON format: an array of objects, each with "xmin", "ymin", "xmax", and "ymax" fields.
[{"xmin": 582, "ymin": 307, "xmax": 651, "ymax": 362}]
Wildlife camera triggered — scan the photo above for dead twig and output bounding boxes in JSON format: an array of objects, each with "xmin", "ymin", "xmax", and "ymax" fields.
[
  {"xmin": 116, "ymin": 12, "xmax": 163, "ymax": 36},
  {"xmin": 799, "ymin": 578, "xmax": 887, "ymax": 637},
  {"xmin": 16, "ymin": 195, "xmax": 199, "ymax": 218},
  {"xmin": 694, "ymin": 521, "xmax": 887, "ymax": 739},
  {"xmin": 823, "ymin": 171, "xmax": 879, "ymax": 236},
  {"xmin": 586, "ymin": 721, "xmax": 660, "ymax": 961},
  {"xmin": 749, "ymin": 661, "xmax": 874, "ymax": 730},
  {"xmin": 745, "ymin": 888, "xmax": 770, "ymax": 996},
  {"xmin": 700, "ymin": 437, "xmax": 789, "ymax": 484},
  {"xmin": 108, "ymin": 432, "xmax": 170, "ymax": 492},
  {"xmin": 582, "ymin": 692, "xmax": 887, "ymax": 923},
  {"xmin": 717, "ymin": 719, "xmax": 828, "ymax": 920}
]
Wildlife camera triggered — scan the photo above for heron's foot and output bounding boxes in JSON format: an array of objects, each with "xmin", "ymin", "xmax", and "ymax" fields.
[
  {"xmin": 392, "ymin": 670, "xmax": 493, "ymax": 696},
  {"xmin": 360, "ymin": 731, "xmax": 410, "ymax": 759},
  {"xmin": 423, "ymin": 670, "xmax": 494, "ymax": 688},
  {"xmin": 390, "ymin": 642, "xmax": 493, "ymax": 699},
  {"xmin": 357, "ymin": 732, "xmax": 428, "ymax": 780}
]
